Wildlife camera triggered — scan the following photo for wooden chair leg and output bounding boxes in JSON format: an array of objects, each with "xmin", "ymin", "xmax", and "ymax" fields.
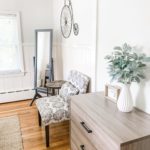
[
  {"xmin": 45, "ymin": 125, "xmax": 49, "ymax": 147},
  {"xmin": 52, "ymin": 89, "xmax": 55, "ymax": 96},
  {"xmin": 38, "ymin": 111, "xmax": 41, "ymax": 127}
]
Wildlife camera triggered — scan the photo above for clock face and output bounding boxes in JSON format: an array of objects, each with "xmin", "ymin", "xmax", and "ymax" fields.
[{"xmin": 60, "ymin": 5, "xmax": 72, "ymax": 38}]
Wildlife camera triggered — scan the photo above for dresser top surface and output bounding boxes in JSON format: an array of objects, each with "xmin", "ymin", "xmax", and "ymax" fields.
[{"xmin": 71, "ymin": 92, "xmax": 150, "ymax": 146}]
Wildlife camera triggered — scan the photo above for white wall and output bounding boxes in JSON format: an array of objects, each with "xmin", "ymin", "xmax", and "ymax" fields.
[
  {"xmin": 96, "ymin": 0, "xmax": 150, "ymax": 113},
  {"xmin": 0, "ymin": 0, "xmax": 53, "ymax": 102},
  {"xmin": 52, "ymin": 0, "xmax": 97, "ymax": 91}
]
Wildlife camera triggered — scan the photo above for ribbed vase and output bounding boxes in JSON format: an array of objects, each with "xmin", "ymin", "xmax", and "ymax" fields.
[{"xmin": 117, "ymin": 84, "xmax": 133, "ymax": 112}]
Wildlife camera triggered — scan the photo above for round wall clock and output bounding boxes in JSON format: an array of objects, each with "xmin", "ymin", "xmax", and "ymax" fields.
[{"xmin": 60, "ymin": 0, "xmax": 79, "ymax": 38}]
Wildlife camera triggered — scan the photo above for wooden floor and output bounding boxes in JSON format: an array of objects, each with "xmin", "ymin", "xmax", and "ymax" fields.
[{"xmin": 0, "ymin": 100, "xmax": 70, "ymax": 150}]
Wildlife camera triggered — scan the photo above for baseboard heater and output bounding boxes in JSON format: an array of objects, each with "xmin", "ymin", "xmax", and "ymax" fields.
[
  {"xmin": 0, "ymin": 89, "xmax": 34, "ymax": 94},
  {"xmin": 0, "ymin": 89, "xmax": 35, "ymax": 103}
]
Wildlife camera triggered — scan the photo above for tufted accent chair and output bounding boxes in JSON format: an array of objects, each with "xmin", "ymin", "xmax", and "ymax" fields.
[
  {"xmin": 68, "ymin": 70, "xmax": 89, "ymax": 94},
  {"xmin": 35, "ymin": 70, "xmax": 90, "ymax": 147}
]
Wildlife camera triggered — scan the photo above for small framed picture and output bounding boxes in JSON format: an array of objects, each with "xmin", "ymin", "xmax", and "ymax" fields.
[{"xmin": 105, "ymin": 84, "xmax": 121, "ymax": 103}]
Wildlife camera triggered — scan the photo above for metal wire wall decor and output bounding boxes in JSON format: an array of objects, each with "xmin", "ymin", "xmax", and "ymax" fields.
[{"xmin": 60, "ymin": 0, "xmax": 79, "ymax": 38}]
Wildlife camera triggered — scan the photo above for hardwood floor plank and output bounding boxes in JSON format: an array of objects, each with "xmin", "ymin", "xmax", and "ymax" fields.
[{"xmin": 0, "ymin": 100, "xmax": 70, "ymax": 150}]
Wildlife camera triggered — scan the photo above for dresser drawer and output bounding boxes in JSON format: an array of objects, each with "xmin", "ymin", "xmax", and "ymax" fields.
[
  {"xmin": 71, "ymin": 139, "xmax": 78, "ymax": 150},
  {"xmin": 71, "ymin": 120, "xmax": 96, "ymax": 150},
  {"xmin": 71, "ymin": 93, "xmax": 150, "ymax": 150},
  {"xmin": 71, "ymin": 103, "xmax": 107, "ymax": 150}
]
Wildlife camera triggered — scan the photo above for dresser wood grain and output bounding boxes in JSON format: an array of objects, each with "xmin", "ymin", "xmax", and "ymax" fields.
[{"xmin": 70, "ymin": 92, "xmax": 150, "ymax": 150}]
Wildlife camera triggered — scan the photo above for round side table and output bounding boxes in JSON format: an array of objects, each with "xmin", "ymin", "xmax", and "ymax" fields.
[{"xmin": 46, "ymin": 80, "xmax": 66, "ymax": 95}]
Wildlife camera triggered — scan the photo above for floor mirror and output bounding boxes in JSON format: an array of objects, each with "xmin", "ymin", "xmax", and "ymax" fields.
[{"xmin": 30, "ymin": 29, "xmax": 54, "ymax": 106}]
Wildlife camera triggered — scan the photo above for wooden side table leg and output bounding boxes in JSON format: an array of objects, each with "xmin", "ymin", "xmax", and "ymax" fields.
[
  {"xmin": 47, "ymin": 88, "xmax": 48, "ymax": 96},
  {"xmin": 52, "ymin": 89, "xmax": 55, "ymax": 96}
]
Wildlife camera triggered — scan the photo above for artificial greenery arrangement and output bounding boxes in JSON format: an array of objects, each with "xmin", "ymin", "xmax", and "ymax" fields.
[{"xmin": 105, "ymin": 43, "xmax": 150, "ymax": 84}]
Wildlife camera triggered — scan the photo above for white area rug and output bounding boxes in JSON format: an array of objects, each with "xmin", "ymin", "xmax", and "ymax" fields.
[{"xmin": 0, "ymin": 115, "xmax": 23, "ymax": 150}]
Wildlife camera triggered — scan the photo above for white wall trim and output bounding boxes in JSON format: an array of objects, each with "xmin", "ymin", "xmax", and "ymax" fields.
[
  {"xmin": 22, "ymin": 42, "xmax": 35, "ymax": 47},
  {"xmin": 54, "ymin": 43, "xmax": 96, "ymax": 49},
  {"xmin": 0, "ymin": 89, "xmax": 35, "ymax": 103}
]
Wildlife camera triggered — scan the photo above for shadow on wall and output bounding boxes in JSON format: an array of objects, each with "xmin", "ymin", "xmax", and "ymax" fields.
[
  {"xmin": 134, "ymin": 81, "xmax": 146, "ymax": 110},
  {"xmin": 133, "ymin": 64, "xmax": 150, "ymax": 111},
  {"xmin": 87, "ymin": 77, "xmax": 91, "ymax": 93},
  {"xmin": 54, "ymin": 31, "xmax": 64, "ymax": 80},
  {"xmin": 128, "ymin": 46, "xmax": 150, "ymax": 112}
]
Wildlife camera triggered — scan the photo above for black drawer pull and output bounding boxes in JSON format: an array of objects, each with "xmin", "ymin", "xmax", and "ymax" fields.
[
  {"xmin": 80, "ymin": 122, "xmax": 92, "ymax": 133},
  {"xmin": 80, "ymin": 145, "xmax": 85, "ymax": 150}
]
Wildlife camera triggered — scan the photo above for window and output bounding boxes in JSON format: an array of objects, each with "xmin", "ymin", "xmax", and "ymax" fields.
[{"xmin": 0, "ymin": 12, "xmax": 24, "ymax": 75}]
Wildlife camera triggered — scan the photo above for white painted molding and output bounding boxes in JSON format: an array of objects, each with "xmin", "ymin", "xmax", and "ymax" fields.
[
  {"xmin": 22, "ymin": 42, "xmax": 35, "ymax": 47},
  {"xmin": 0, "ymin": 90, "xmax": 35, "ymax": 103},
  {"xmin": 53, "ymin": 43, "xmax": 95, "ymax": 49}
]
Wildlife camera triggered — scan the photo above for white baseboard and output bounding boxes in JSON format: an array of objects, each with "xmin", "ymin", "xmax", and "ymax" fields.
[{"xmin": 0, "ymin": 90, "xmax": 35, "ymax": 103}]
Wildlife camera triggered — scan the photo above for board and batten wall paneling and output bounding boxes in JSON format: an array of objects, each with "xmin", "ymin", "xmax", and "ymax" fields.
[
  {"xmin": 53, "ymin": 44, "xmax": 64, "ymax": 80},
  {"xmin": 52, "ymin": 0, "xmax": 97, "ymax": 91},
  {"xmin": 96, "ymin": 0, "xmax": 150, "ymax": 114},
  {"xmin": 61, "ymin": 44, "xmax": 96, "ymax": 92}
]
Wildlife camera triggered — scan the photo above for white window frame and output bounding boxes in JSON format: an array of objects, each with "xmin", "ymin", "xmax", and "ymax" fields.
[{"xmin": 0, "ymin": 11, "xmax": 24, "ymax": 77}]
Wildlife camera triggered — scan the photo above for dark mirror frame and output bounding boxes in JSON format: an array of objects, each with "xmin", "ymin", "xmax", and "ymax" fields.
[{"xmin": 30, "ymin": 29, "xmax": 54, "ymax": 106}]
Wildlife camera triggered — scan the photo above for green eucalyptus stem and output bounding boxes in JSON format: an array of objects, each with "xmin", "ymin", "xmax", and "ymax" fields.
[{"xmin": 105, "ymin": 43, "xmax": 150, "ymax": 84}]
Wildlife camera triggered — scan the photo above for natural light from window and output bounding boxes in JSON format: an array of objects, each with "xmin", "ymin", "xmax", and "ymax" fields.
[{"xmin": 0, "ymin": 12, "xmax": 24, "ymax": 75}]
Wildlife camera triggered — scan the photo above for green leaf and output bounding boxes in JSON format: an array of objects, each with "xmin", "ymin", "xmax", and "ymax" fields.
[
  {"xmin": 138, "ymin": 63, "xmax": 146, "ymax": 67},
  {"xmin": 134, "ymin": 77, "xmax": 140, "ymax": 83},
  {"xmin": 137, "ymin": 74, "xmax": 145, "ymax": 79},
  {"xmin": 104, "ymin": 55, "xmax": 111, "ymax": 60},
  {"xmin": 123, "ymin": 43, "xmax": 132, "ymax": 51},
  {"xmin": 114, "ymin": 46, "xmax": 122, "ymax": 50},
  {"xmin": 105, "ymin": 43, "xmax": 149, "ymax": 83}
]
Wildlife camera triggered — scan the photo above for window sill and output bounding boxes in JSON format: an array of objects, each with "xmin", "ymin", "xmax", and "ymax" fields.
[{"xmin": 0, "ymin": 71, "xmax": 25, "ymax": 78}]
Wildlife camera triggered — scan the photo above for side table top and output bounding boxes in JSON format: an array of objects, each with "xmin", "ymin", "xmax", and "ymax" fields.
[{"xmin": 46, "ymin": 80, "xmax": 66, "ymax": 89}]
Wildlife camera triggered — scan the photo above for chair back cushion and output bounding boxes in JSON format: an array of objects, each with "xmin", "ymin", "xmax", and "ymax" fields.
[
  {"xmin": 67, "ymin": 70, "xmax": 90, "ymax": 94},
  {"xmin": 59, "ymin": 82, "xmax": 79, "ymax": 99}
]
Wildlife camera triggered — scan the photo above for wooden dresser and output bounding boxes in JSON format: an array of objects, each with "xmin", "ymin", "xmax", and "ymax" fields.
[{"xmin": 70, "ymin": 92, "xmax": 150, "ymax": 150}]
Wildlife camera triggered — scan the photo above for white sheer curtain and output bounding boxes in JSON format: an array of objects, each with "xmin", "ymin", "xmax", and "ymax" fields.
[{"xmin": 0, "ymin": 13, "xmax": 23, "ymax": 74}]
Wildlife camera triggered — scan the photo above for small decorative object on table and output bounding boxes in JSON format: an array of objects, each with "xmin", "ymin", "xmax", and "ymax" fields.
[
  {"xmin": 105, "ymin": 43, "xmax": 150, "ymax": 112},
  {"xmin": 105, "ymin": 84, "xmax": 121, "ymax": 103}
]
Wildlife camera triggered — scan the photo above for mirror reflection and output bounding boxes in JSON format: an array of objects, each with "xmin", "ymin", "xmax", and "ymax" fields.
[
  {"xmin": 36, "ymin": 30, "xmax": 52, "ymax": 87},
  {"xmin": 30, "ymin": 29, "xmax": 53, "ymax": 106}
]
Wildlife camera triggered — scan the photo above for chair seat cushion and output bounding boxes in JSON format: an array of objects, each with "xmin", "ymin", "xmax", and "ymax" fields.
[{"xmin": 36, "ymin": 96, "xmax": 70, "ymax": 126}]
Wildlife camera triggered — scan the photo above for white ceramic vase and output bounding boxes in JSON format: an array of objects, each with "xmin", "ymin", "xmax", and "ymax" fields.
[{"xmin": 117, "ymin": 84, "xmax": 133, "ymax": 112}]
